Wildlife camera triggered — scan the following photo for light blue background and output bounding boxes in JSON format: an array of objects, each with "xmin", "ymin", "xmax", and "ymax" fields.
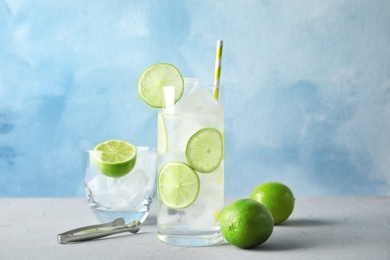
[{"xmin": 1, "ymin": 0, "xmax": 390, "ymax": 197}]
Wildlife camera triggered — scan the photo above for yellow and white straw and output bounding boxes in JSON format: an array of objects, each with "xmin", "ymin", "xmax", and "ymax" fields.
[{"xmin": 213, "ymin": 40, "xmax": 223, "ymax": 99}]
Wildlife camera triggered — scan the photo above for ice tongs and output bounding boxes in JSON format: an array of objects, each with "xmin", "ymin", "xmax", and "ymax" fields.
[{"xmin": 57, "ymin": 218, "xmax": 141, "ymax": 244}]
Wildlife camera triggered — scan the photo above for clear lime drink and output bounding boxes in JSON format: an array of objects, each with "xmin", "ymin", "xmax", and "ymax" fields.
[{"xmin": 157, "ymin": 81, "xmax": 224, "ymax": 246}]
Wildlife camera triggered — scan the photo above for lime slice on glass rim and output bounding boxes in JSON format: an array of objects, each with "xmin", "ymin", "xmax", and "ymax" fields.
[
  {"xmin": 186, "ymin": 128, "xmax": 224, "ymax": 173},
  {"xmin": 158, "ymin": 162, "xmax": 200, "ymax": 209},
  {"xmin": 138, "ymin": 63, "xmax": 184, "ymax": 108},
  {"xmin": 93, "ymin": 140, "xmax": 137, "ymax": 178}
]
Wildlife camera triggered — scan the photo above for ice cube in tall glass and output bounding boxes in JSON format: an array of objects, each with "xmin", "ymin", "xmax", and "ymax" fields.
[{"xmin": 157, "ymin": 80, "xmax": 224, "ymax": 246}]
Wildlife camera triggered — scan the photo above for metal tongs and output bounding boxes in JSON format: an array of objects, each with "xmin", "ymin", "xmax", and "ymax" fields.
[{"xmin": 57, "ymin": 218, "xmax": 141, "ymax": 244}]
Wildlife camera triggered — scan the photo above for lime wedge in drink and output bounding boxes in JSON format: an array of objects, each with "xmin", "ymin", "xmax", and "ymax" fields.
[
  {"xmin": 158, "ymin": 162, "xmax": 200, "ymax": 209},
  {"xmin": 93, "ymin": 140, "xmax": 137, "ymax": 178},
  {"xmin": 138, "ymin": 63, "xmax": 184, "ymax": 108},
  {"xmin": 186, "ymin": 128, "xmax": 223, "ymax": 173},
  {"xmin": 158, "ymin": 115, "xmax": 168, "ymax": 154}
]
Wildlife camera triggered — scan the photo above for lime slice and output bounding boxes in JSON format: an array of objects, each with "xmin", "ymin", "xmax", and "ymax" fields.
[
  {"xmin": 158, "ymin": 115, "xmax": 168, "ymax": 154},
  {"xmin": 93, "ymin": 140, "xmax": 137, "ymax": 178},
  {"xmin": 186, "ymin": 128, "xmax": 223, "ymax": 173},
  {"xmin": 138, "ymin": 63, "xmax": 184, "ymax": 108},
  {"xmin": 158, "ymin": 162, "xmax": 200, "ymax": 209}
]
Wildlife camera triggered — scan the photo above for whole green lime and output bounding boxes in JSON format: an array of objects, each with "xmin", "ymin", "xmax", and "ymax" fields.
[
  {"xmin": 250, "ymin": 182, "xmax": 295, "ymax": 225},
  {"xmin": 220, "ymin": 198, "xmax": 274, "ymax": 249}
]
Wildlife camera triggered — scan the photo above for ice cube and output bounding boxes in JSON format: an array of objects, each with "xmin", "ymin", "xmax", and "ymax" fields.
[
  {"xmin": 157, "ymin": 204, "xmax": 183, "ymax": 227},
  {"xmin": 129, "ymin": 184, "xmax": 154, "ymax": 211},
  {"xmin": 117, "ymin": 169, "xmax": 150, "ymax": 203},
  {"xmin": 162, "ymin": 78, "xmax": 199, "ymax": 113},
  {"xmin": 180, "ymin": 169, "xmax": 224, "ymax": 227},
  {"xmin": 86, "ymin": 170, "xmax": 151, "ymax": 211},
  {"xmin": 180, "ymin": 200, "xmax": 216, "ymax": 228},
  {"xmin": 184, "ymin": 78, "xmax": 199, "ymax": 87},
  {"xmin": 87, "ymin": 175, "xmax": 110, "ymax": 196},
  {"xmin": 96, "ymin": 194, "xmax": 129, "ymax": 210},
  {"xmin": 169, "ymin": 118, "xmax": 200, "ymax": 153},
  {"xmin": 87, "ymin": 176, "xmax": 122, "ymax": 209},
  {"xmin": 176, "ymin": 87, "xmax": 223, "ymax": 115}
]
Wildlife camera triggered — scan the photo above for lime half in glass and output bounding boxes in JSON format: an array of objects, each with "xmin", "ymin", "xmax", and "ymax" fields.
[{"xmin": 93, "ymin": 140, "xmax": 137, "ymax": 178}]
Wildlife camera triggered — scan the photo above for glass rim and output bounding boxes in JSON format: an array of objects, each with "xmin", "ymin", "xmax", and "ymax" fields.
[
  {"xmin": 163, "ymin": 85, "xmax": 224, "ymax": 89},
  {"xmin": 85, "ymin": 146, "xmax": 156, "ymax": 153},
  {"xmin": 196, "ymin": 86, "xmax": 224, "ymax": 91}
]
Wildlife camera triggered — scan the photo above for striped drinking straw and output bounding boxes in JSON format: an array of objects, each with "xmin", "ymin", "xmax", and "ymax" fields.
[{"xmin": 213, "ymin": 40, "xmax": 223, "ymax": 99}]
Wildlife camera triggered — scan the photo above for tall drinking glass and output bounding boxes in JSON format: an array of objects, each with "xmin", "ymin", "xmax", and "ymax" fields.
[{"xmin": 157, "ymin": 81, "xmax": 224, "ymax": 246}]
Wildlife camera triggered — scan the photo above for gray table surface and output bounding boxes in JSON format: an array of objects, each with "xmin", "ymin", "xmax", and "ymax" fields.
[{"xmin": 1, "ymin": 197, "xmax": 389, "ymax": 260}]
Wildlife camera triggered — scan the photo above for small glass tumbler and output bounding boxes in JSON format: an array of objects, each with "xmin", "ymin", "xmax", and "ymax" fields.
[{"xmin": 84, "ymin": 146, "xmax": 157, "ymax": 223}]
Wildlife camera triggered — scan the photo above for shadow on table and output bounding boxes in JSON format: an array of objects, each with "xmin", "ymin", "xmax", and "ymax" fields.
[
  {"xmin": 280, "ymin": 218, "xmax": 341, "ymax": 227},
  {"xmin": 240, "ymin": 217, "xmax": 344, "ymax": 252}
]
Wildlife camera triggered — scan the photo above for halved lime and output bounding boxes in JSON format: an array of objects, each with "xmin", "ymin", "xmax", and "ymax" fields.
[
  {"xmin": 93, "ymin": 140, "xmax": 137, "ymax": 178},
  {"xmin": 138, "ymin": 63, "xmax": 184, "ymax": 108},
  {"xmin": 158, "ymin": 115, "xmax": 168, "ymax": 154},
  {"xmin": 158, "ymin": 162, "xmax": 200, "ymax": 209},
  {"xmin": 186, "ymin": 128, "xmax": 223, "ymax": 173}
]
